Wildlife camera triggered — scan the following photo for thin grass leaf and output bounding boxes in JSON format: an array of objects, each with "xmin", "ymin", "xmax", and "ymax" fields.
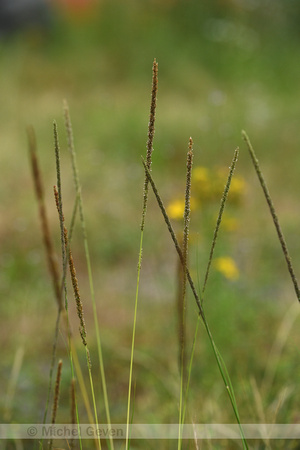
[
  {"xmin": 242, "ymin": 130, "xmax": 300, "ymax": 302},
  {"xmin": 4, "ymin": 346, "xmax": 24, "ymax": 422}
]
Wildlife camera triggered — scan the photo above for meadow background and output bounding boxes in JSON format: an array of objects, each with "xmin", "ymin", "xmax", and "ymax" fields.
[{"xmin": 1, "ymin": 0, "xmax": 300, "ymax": 448}]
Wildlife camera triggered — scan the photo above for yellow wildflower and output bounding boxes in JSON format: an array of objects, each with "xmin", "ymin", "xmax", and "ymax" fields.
[
  {"xmin": 221, "ymin": 215, "xmax": 239, "ymax": 232},
  {"xmin": 215, "ymin": 168, "xmax": 246, "ymax": 204},
  {"xmin": 193, "ymin": 166, "xmax": 213, "ymax": 201},
  {"xmin": 230, "ymin": 176, "xmax": 246, "ymax": 196},
  {"xmin": 193, "ymin": 166, "xmax": 210, "ymax": 183},
  {"xmin": 167, "ymin": 197, "xmax": 197, "ymax": 220},
  {"xmin": 214, "ymin": 256, "xmax": 239, "ymax": 281},
  {"xmin": 167, "ymin": 199, "xmax": 185, "ymax": 220}
]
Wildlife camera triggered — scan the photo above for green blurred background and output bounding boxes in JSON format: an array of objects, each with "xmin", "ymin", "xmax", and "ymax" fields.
[{"xmin": 1, "ymin": 0, "xmax": 300, "ymax": 446}]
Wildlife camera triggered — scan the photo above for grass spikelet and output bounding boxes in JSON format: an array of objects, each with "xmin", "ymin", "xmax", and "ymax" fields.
[
  {"xmin": 178, "ymin": 138, "xmax": 193, "ymax": 448},
  {"xmin": 68, "ymin": 239, "xmax": 88, "ymax": 347},
  {"xmin": 125, "ymin": 58, "xmax": 158, "ymax": 450},
  {"xmin": 54, "ymin": 186, "xmax": 88, "ymax": 351},
  {"xmin": 202, "ymin": 147, "xmax": 239, "ymax": 298},
  {"xmin": 51, "ymin": 360, "xmax": 63, "ymax": 425},
  {"xmin": 49, "ymin": 359, "xmax": 63, "ymax": 450},
  {"xmin": 141, "ymin": 58, "xmax": 158, "ymax": 231},
  {"xmin": 242, "ymin": 130, "xmax": 300, "ymax": 302},
  {"xmin": 179, "ymin": 138, "xmax": 194, "ymax": 370},
  {"xmin": 27, "ymin": 125, "xmax": 62, "ymax": 311},
  {"xmin": 54, "ymin": 121, "xmax": 69, "ymax": 307}
]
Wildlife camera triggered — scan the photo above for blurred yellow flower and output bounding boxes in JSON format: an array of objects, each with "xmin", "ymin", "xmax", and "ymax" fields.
[
  {"xmin": 221, "ymin": 215, "xmax": 239, "ymax": 232},
  {"xmin": 167, "ymin": 199, "xmax": 185, "ymax": 220},
  {"xmin": 215, "ymin": 168, "xmax": 246, "ymax": 204},
  {"xmin": 193, "ymin": 166, "xmax": 213, "ymax": 201},
  {"xmin": 214, "ymin": 257, "xmax": 239, "ymax": 280},
  {"xmin": 230, "ymin": 176, "xmax": 246, "ymax": 196},
  {"xmin": 167, "ymin": 197, "xmax": 197, "ymax": 220},
  {"xmin": 167, "ymin": 166, "xmax": 245, "ymax": 222},
  {"xmin": 193, "ymin": 166, "xmax": 210, "ymax": 183}
]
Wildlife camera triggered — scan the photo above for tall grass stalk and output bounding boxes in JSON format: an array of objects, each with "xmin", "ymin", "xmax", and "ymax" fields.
[
  {"xmin": 64, "ymin": 223, "xmax": 101, "ymax": 449},
  {"xmin": 53, "ymin": 123, "xmax": 86, "ymax": 450},
  {"xmin": 54, "ymin": 180, "xmax": 101, "ymax": 450},
  {"xmin": 27, "ymin": 126, "xmax": 62, "ymax": 310},
  {"xmin": 27, "ymin": 126, "xmax": 68, "ymax": 449},
  {"xmin": 141, "ymin": 159, "xmax": 204, "ymax": 319},
  {"xmin": 125, "ymin": 58, "xmax": 158, "ymax": 450},
  {"xmin": 142, "ymin": 158, "xmax": 249, "ymax": 449},
  {"xmin": 70, "ymin": 379, "xmax": 76, "ymax": 450},
  {"xmin": 63, "ymin": 101, "xmax": 114, "ymax": 450},
  {"xmin": 49, "ymin": 360, "xmax": 63, "ymax": 450},
  {"xmin": 242, "ymin": 131, "xmax": 300, "ymax": 302},
  {"xmin": 201, "ymin": 148, "xmax": 239, "ymax": 299},
  {"xmin": 181, "ymin": 147, "xmax": 240, "ymax": 440},
  {"xmin": 178, "ymin": 138, "xmax": 193, "ymax": 449}
]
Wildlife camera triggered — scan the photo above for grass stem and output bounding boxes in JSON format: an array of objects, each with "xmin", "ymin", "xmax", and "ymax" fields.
[
  {"xmin": 242, "ymin": 131, "xmax": 300, "ymax": 302},
  {"xmin": 142, "ymin": 158, "xmax": 248, "ymax": 449},
  {"xmin": 126, "ymin": 59, "xmax": 158, "ymax": 450},
  {"xmin": 178, "ymin": 138, "xmax": 193, "ymax": 449},
  {"xmin": 63, "ymin": 100, "xmax": 113, "ymax": 450}
]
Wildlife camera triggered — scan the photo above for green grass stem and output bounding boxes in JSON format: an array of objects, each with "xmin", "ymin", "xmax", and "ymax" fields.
[
  {"xmin": 181, "ymin": 147, "xmax": 240, "ymax": 431},
  {"xmin": 242, "ymin": 131, "xmax": 300, "ymax": 302},
  {"xmin": 125, "ymin": 59, "xmax": 158, "ymax": 450},
  {"xmin": 178, "ymin": 138, "xmax": 193, "ymax": 449},
  {"xmin": 63, "ymin": 101, "xmax": 113, "ymax": 450},
  {"xmin": 142, "ymin": 158, "xmax": 249, "ymax": 449},
  {"xmin": 53, "ymin": 125, "xmax": 86, "ymax": 450},
  {"xmin": 201, "ymin": 148, "xmax": 239, "ymax": 299}
]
